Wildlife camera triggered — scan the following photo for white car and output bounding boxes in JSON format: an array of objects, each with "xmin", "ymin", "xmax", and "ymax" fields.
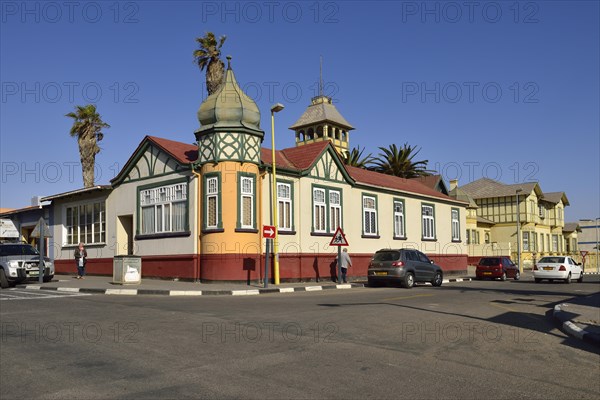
[{"xmin": 533, "ymin": 256, "xmax": 583, "ymax": 284}]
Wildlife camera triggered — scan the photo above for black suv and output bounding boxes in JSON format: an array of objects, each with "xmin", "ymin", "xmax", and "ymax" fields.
[
  {"xmin": 368, "ymin": 249, "xmax": 443, "ymax": 288},
  {"xmin": 0, "ymin": 243, "xmax": 54, "ymax": 288}
]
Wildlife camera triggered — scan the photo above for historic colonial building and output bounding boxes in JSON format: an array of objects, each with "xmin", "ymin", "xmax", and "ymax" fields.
[
  {"xmin": 450, "ymin": 178, "xmax": 580, "ymax": 268},
  {"xmin": 6, "ymin": 60, "xmax": 470, "ymax": 281}
]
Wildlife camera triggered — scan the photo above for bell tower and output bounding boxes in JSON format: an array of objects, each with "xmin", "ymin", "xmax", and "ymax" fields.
[{"xmin": 289, "ymin": 59, "xmax": 354, "ymax": 158}]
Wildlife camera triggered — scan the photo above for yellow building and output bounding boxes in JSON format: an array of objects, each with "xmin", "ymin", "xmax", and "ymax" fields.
[{"xmin": 450, "ymin": 178, "xmax": 580, "ymax": 269}]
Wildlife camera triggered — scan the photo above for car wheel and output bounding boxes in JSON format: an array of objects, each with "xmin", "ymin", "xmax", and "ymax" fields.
[
  {"xmin": 431, "ymin": 272, "xmax": 443, "ymax": 287},
  {"xmin": 0, "ymin": 269, "xmax": 9, "ymax": 289},
  {"xmin": 500, "ymin": 272, "xmax": 507, "ymax": 281},
  {"xmin": 43, "ymin": 275, "xmax": 54, "ymax": 283},
  {"xmin": 534, "ymin": 278, "xmax": 541, "ymax": 283},
  {"xmin": 401, "ymin": 272, "xmax": 414, "ymax": 289},
  {"xmin": 514, "ymin": 271, "xmax": 520, "ymax": 281},
  {"xmin": 565, "ymin": 273, "xmax": 571, "ymax": 284},
  {"xmin": 577, "ymin": 273, "xmax": 583, "ymax": 283}
]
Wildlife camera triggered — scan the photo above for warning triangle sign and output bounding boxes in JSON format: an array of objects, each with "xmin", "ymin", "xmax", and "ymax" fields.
[{"xmin": 329, "ymin": 227, "xmax": 349, "ymax": 246}]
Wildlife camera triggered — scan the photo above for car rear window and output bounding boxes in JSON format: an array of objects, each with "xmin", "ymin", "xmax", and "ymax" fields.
[
  {"xmin": 538, "ymin": 257, "xmax": 564, "ymax": 264},
  {"xmin": 373, "ymin": 251, "xmax": 400, "ymax": 262},
  {"xmin": 479, "ymin": 257, "xmax": 501, "ymax": 266}
]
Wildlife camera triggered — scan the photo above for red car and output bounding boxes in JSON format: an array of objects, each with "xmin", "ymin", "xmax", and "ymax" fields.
[{"xmin": 476, "ymin": 256, "xmax": 520, "ymax": 281}]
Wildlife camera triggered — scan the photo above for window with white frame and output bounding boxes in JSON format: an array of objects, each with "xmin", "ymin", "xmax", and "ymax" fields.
[
  {"xmin": 531, "ymin": 232, "xmax": 536, "ymax": 252},
  {"xmin": 140, "ymin": 182, "xmax": 187, "ymax": 235},
  {"xmin": 329, "ymin": 190, "xmax": 342, "ymax": 232},
  {"xmin": 484, "ymin": 232, "xmax": 490, "ymax": 244},
  {"xmin": 313, "ymin": 188, "xmax": 326, "ymax": 233},
  {"xmin": 552, "ymin": 234, "xmax": 558, "ymax": 252},
  {"xmin": 451, "ymin": 208, "xmax": 460, "ymax": 241},
  {"xmin": 523, "ymin": 232, "xmax": 529, "ymax": 251},
  {"xmin": 363, "ymin": 196, "xmax": 377, "ymax": 235},
  {"xmin": 422, "ymin": 204, "xmax": 435, "ymax": 240},
  {"xmin": 277, "ymin": 183, "xmax": 292, "ymax": 231},
  {"xmin": 240, "ymin": 176, "xmax": 254, "ymax": 228},
  {"xmin": 66, "ymin": 201, "xmax": 106, "ymax": 245},
  {"xmin": 394, "ymin": 200, "xmax": 405, "ymax": 238},
  {"xmin": 206, "ymin": 176, "xmax": 219, "ymax": 229},
  {"xmin": 538, "ymin": 204, "xmax": 545, "ymax": 219}
]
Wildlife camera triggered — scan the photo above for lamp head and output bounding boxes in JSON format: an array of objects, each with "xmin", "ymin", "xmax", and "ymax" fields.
[{"xmin": 271, "ymin": 103, "xmax": 285, "ymax": 113}]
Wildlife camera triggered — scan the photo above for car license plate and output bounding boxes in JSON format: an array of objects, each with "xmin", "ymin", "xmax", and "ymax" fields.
[
  {"xmin": 29, "ymin": 270, "xmax": 39, "ymax": 276},
  {"xmin": 374, "ymin": 271, "xmax": 388, "ymax": 276},
  {"xmin": 483, "ymin": 272, "xmax": 492, "ymax": 275},
  {"xmin": 543, "ymin": 267, "xmax": 553, "ymax": 271}
]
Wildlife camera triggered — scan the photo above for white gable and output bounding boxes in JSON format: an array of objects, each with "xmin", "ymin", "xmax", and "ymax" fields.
[
  {"xmin": 123, "ymin": 144, "xmax": 185, "ymax": 182},
  {"xmin": 308, "ymin": 149, "xmax": 346, "ymax": 183}
]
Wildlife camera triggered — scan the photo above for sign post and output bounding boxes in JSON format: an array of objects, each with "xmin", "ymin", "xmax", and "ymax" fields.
[
  {"xmin": 329, "ymin": 227, "xmax": 349, "ymax": 284},
  {"xmin": 31, "ymin": 217, "xmax": 52, "ymax": 283},
  {"xmin": 263, "ymin": 225, "xmax": 276, "ymax": 288}
]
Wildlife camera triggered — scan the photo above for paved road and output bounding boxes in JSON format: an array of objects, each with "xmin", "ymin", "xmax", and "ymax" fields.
[{"xmin": 1, "ymin": 279, "xmax": 598, "ymax": 399}]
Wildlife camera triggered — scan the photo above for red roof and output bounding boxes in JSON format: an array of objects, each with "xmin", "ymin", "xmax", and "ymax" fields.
[
  {"xmin": 148, "ymin": 136, "xmax": 198, "ymax": 164},
  {"xmin": 144, "ymin": 137, "xmax": 463, "ymax": 203},
  {"xmin": 345, "ymin": 166, "xmax": 455, "ymax": 201},
  {"xmin": 261, "ymin": 141, "xmax": 330, "ymax": 171}
]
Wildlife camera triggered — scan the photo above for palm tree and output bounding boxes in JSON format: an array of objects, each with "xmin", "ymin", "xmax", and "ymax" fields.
[
  {"xmin": 371, "ymin": 143, "xmax": 434, "ymax": 178},
  {"xmin": 343, "ymin": 146, "xmax": 374, "ymax": 169},
  {"xmin": 66, "ymin": 104, "xmax": 110, "ymax": 188},
  {"xmin": 193, "ymin": 32, "xmax": 227, "ymax": 95}
]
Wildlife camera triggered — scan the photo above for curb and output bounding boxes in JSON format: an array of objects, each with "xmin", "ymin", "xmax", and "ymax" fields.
[
  {"xmin": 553, "ymin": 304, "xmax": 600, "ymax": 346},
  {"xmin": 14, "ymin": 277, "xmax": 473, "ymax": 296},
  {"xmin": 15, "ymin": 283, "xmax": 365, "ymax": 297}
]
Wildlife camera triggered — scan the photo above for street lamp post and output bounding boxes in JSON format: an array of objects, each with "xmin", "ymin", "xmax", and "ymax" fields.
[
  {"xmin": 516, "ymin": 188, "xmax": 523, "ymax": 273},
  {"xmin": 270, "ymin": 103, "xmax": 284, "ymax": 285},
  {"xmin": 596, "ymin": 217, "xmax": 600, "ymax": 274}
]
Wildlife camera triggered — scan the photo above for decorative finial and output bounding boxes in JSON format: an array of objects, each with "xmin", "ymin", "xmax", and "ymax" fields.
[{"xmin": 226, "ymin": 55, "xmax": 232, "ymax": 70}]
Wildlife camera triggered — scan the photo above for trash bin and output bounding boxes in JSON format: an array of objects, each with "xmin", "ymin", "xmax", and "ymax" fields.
[{"xmin": 113, "ymin": 255, "xmax": 142, "ymax": 285}]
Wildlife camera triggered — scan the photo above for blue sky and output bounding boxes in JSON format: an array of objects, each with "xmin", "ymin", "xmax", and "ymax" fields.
[{"xmin": 1, "ymin": 1, "xmax": 598, "ymax": 221}]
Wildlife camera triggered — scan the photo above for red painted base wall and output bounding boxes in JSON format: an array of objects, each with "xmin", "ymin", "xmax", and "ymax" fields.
[{"xmin": 56, "ymin": 253, "xmax": 467, "ymax": 282}]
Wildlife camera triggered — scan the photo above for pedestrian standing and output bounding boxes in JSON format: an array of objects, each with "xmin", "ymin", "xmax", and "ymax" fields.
[
  {"xmin": 338, "ymin": 248, "xmax": 352, "ymax": 283},
  {"xmin": 74, "ymin": 242, "xmax": 87, "ymax": 279}
]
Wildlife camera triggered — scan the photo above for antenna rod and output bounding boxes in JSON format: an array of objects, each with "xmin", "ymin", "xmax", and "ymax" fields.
[{"xmin": 319, "ymin": 55, "xmax": 323, "ymax": 97}]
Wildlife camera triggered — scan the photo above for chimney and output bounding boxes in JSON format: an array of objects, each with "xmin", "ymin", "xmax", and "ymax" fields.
[
  {"xmin": 31, "ymin": 196, "xmax": 41, "ymax": 207},
  {"xmin": 450, "ymin": 179, "xmax": 458, "ymax": 191}
]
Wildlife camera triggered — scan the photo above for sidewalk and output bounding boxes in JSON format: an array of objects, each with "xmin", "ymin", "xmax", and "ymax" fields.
[
  {"xmin": 553, "ymin": 292, "xmax": 600, "ymax": 346},
  {"xmin": 15, "ymin": 273, "xmax": 473, "ymax": 297}
]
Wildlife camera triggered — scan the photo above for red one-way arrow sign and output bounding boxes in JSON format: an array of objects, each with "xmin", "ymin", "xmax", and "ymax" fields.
[{"xmin": 263, "ymin": 225, "xmax": 276, "ymax": 239}]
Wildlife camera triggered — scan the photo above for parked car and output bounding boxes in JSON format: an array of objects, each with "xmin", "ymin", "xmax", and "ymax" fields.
[
  {"xmin": 367, "ymin": 249, "xmax": 443, "ymax": 288},
  {"xmin": 476, "ymin": 256, "xmax": 520, "ymax": 281},
  {"xmin": 533, "ymin": 256, "xmax": 583, "ymax": 284},
  {"xmin": 0, "ymin": 243, "xmax": 54, "ymax": 288}
]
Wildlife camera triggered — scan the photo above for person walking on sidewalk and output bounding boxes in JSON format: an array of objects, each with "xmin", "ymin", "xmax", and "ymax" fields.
[
  {"xmin": 74, "ymin": 242, "xmax": 88, "ymax": 279},
  {"xmin": 337, "ymin": 248, "xmax": 352, "ymax": 283}
]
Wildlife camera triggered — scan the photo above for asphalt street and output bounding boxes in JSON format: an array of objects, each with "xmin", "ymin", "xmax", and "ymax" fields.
[{"xmin": 1, "ymin": 279, "xmax": 599, "ymax": 399}]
